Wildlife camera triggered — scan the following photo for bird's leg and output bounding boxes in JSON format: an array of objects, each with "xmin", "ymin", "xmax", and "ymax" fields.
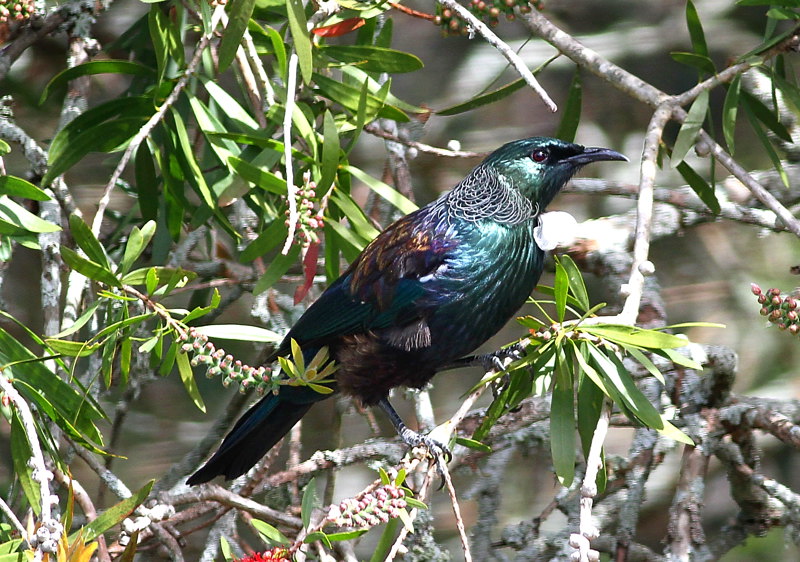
[{"xmin": 377, "ymin": 397, "xmax": 451, "ymax": 476}]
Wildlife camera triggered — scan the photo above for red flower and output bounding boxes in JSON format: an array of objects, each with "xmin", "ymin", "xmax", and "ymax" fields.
[{"xmin": 237, "ymin": 547, "xmax": 290, "ymax": 562}]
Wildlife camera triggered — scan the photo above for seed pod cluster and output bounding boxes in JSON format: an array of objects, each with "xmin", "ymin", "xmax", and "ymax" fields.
[
  {"xmin": 752, "ymin": 283, "xmax": 800, "ymax": 336},
  {"xmin": 434, "ymin": 0, "xmax": 543, "ymax": 36}
]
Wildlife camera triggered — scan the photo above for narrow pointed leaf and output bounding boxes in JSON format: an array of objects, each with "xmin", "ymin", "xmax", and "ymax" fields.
[
  {"xmin": 69, "ymin": 214, "xmax": 110, "ymax": 269},
  {"xmin": 81, "ymin": 481, "xmax": 154, "ymax": 542},
  {"xmin": 555, "ymin": 69, "xmax": 582, "ymax": 143},
  {"xmin": 286, "ymin": 0, "xmax": 312, "ymax": 83},
  {"xmin": 559, "ymin": 254, "xmax": 589, "ymax": 311},
  {"xmin": 344, "ymin": 165, "xmax": 417, "ymax": 214},
  {"xmin": 194, "ymin": 324, "xmax": 282, "ymax": 343},
  {"xmin": 218, "ymin": 0, "xmax": 257, "ymax": 72},
  {"xmin": 0, "ymin": 175, "xmax": 51, "ymax": 200},
  {"xmin": 676, "ymin": 161, "xmax": 720, "ymax": 214},
  {"xmin": 437, "ymin": 78, "xmax": 525, "ymax": 116},
  {"xmin": 301, "ymin": 477, "xmax": 318, "ymax": 529},
  {"xmin": 320, "ymin": 45, "xmax": 422, "ymax": 73},
  {"xmin": 672, "ymin": 89, "xmax": 709, "ymax": 167},
  {"xmin": 175, "ymin": 349, "xmax": 206, "ymax": 412},
  {"xmin": 551, "ymin": 352, "xmax": 575, "ymax": 487},
  {"xmin": 254, "ymin": 244, "xmax": 301, "ymax": 295},
  {"xmin": 685, "ymin": 0, "xmax": 709, "ymax": 57},
  {"xmin": 554, "ymin": 261, "xmax": 568, "ymax": 323},
  {"xmin": 61, "ymin": 246, "xmax": 121, "ymax": 287},
  {"xmin": 40, "ymin": 60, "xmax": 154, "ymax": 104}
]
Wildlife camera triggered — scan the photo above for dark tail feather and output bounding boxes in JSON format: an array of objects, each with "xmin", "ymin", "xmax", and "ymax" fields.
[{"xmin": 187, "ymin": 394, "xmax": 312, "ymax": 485}]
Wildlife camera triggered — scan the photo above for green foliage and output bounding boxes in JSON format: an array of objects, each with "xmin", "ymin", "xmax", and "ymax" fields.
[{"xmin": 473, "ymin": 255, "xmax": 711, "ymax": 485}]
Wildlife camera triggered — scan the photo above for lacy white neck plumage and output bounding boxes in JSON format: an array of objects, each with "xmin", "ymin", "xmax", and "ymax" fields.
[{"xmin": 445, "ymin": 165, "xmax": 537, "ymax": 225}]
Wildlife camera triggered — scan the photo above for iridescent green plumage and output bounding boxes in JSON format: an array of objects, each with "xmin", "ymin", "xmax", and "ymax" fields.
[{"xmin": 188, "ymin": 137, "xmax": 627, "ymax": 484}]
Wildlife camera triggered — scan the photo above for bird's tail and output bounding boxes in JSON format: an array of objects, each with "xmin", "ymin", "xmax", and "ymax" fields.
[{"xmin": 187, "ymin": 389, "xmax": 315, "ymax": 485}]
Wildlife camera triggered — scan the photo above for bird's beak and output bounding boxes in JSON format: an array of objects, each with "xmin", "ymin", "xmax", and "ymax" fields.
[{"xmin": 566, "ymin": 146, "xmax": 628, "ymax": 165}]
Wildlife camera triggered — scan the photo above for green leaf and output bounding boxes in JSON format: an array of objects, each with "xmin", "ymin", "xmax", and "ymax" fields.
[
  {"xmin": 554, "ymin": 260, "xmax": 568, "ymax": 323},
  {"xmin": 741, "ymin": 97, "xmax": 790, "ymax": 188},
  {"xmin": 576, "ymin": 376, "xmax": 605, "ymax": 491},
  {"xmin": 80, "ymin": 481, "xmax": 154, "ymax": 542},
  {"xmin": 685, "ymin": 0, "xmax": 709, "ymax": 58},
  {"xmin": 193, "ymin": 324, "xmax": 282, "ymax": 343},
  {"xmin": 240, "ymin": 219, "xmax": 288, "ymax": 262},
  {"xmin": 555, "ymin": 69, "xmax": 582, "ymax": 143},
  {"xmin": 0, "ymin": 139, "xmax": 9, "ymax": 155},
  {"xmin": 437, "ymin": 78, "xmax": 525, "ymax": 116},
  {"xmin": 330, "ymin": 189, "xmax": 380, "ymax": 241},
  {"xmin": 175, "ymin": 349, "xmax": 206, "ymax": 412},
  {"xmin": 218, "ymin": 0, "xmax": 257, "ymax": 72},
  {"xmin": 582, "ymin": 324, "xmax": 688, "ymax": 349},
  {"xmin": 0, "ymin": 175, "xmax": 51, "ymax": 201},
  {"xmin": 672, "ymin": 89, "xmax": 709, "ymax": 167},
  {"xmin": 265, "ymin": 25, "xmax": 288, "ymax": 80},
  {"xmin": 321, "ymin": 45, "xmax": 423, "ymax": 73},
  {"xmin": 61, "ymin": 246, "xmax": 121, "ymax": 287},
  {"xmin": 201, "ymin": 77, "xmax": 260, "ymax": 130},
  {"xmin": 286, "ymin": 0, "xmax": 312, "ymax": 84},
  {"xmin": 344, "ymin": 166, "xmax": 417, "ymax": 214},
  {"xmin": 228, "ymin": 155, "xmax": 287, "ymax": 195},
  {"xmin": 455, "ymin": 436, "xmax": 492, "ymax": 453},
  {"xmin": 40, "ymin": 60, "xmax": 154, "ymax": 104},
  {"xmin": 319, "ymin": 110, "xmax": 340, "ymax": 196},
  {"xmin": 0, "ymin": 196, "xmax": 60, "ymax": 234},
  {"xmin": 121, "ymin": 266, "xmax": 196, "ymax": 287},
  {"xmin": 250, "ymin": 519, "xmax": 291, "ymax": 546},
  {"xmin": 740, "ymin": 90, "xmax": 793, "ymax": 143},
  {"xmin": 44, "ymin": 338, "xmax": 101, "ymax": 357},
  {"xmin": 148, "ymin": 5, "xmax": 183, "ymax": 82},
  {"xmin": 622, "ymin": 344, "xmax": 665, "ymax": 384},
  {"xmin": 558, "ymin": 254, "xmax": 589, "ymax": 311},
  {"xmin": 10, "ymin": 411, "xmax": 41, "ymax": 515},
  {"xmin": 325, "ymin": 529, "xmax": 369, "ymax": 542},
  {"xmin": 301, "ymin": 477, "xmax": 318, "ymax": 529},
  {"xmin": 654, "ymin": 347, "xmax": 703, "ymax": 370},
  {"xmin": 120, "ymin": 220, "xmax": 157, "ymax": 275},
  {"xmin": 670, "ymin": 52, "xmax": 716, "ymax": 75},
  {"xmin": 657, "ymin": 416, "xmax": 694, "ymax": 445},
  {"xmin": 254, "ymin": 243, "xmax": 301, "ymax": 295},
  {"xmin": 551, "ymin": 351, "xmax": 575, "ymax": 487},
  {"xmin": 715, "ymin": 77, "xmax": 740, "ymax": 146},
  {"xmin": 69, "ymin": 214, "xmax": 110, "ymax": 269},
  {"xmin": 313, "ymin": 73, "xmax": 409, "ymax": 122},
  {"xmin": 170, "ymin": 109, "xmax": 217, "ymax": 210},
  {"xmin": 44, "ymin": 114, "xmax": 151, "ymax": 186},
  {"xmin": 676, "ymin": 161, "xmax": 720, "ymax": 214},
  {"xmin": 371, "ymin": 518, "xmax": 401, "ymax": 562},
  {"xmin": 135, "ymin": 143, "xmax": 159, "ymax": 221}
]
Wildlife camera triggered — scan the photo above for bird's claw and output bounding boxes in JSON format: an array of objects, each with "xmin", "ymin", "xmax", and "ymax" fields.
[
  {"xmin": 478, "ymin": 342, "xmax": 526, "ymax": 374},
  {"xmin": 399, "ymin": 428, "xmax": 451, "ymax": 489}
]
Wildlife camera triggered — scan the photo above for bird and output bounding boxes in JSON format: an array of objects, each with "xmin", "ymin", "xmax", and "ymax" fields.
[{"xmin": 187, "ymin": 136, "xmax": 627, "ymax": 485}]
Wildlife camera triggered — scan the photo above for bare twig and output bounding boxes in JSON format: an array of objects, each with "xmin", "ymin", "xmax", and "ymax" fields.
[
  {"xmin": 441, "ymin": 462, "xmax": 473, "ymax": 562},
  {"xmin": 92, "ymin": 32, "xmax": 211, "ymax": 237},
  {"xmin": 281, "ymin": 52, "xmax": 300, "ymax": 255},
  {"xmin": 438, "ymin": 0, "xmax": 556, "ymax": 112}
]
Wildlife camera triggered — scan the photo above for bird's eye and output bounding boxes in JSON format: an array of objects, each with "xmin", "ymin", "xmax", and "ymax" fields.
[{"xmin": 531, "ymin": 148, "xmax": 549, "ymax": 163}]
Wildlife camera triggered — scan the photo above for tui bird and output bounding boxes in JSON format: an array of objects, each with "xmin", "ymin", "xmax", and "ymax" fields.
[{"xmin": 188, "ymin": 137, "xmax": 626, "ymax": 485}]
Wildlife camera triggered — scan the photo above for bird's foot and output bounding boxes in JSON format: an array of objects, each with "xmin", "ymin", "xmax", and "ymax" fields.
[
  {"xmin": 478, "ymin": 343, "xmax": 527, "ymax": 399},
  {"xmin": 399, "ymin": 427, "xmax": 451, "ymax": 488},
  {"xmin": 478, "ymin": 342, "xmax": 526, "ymax": 373}
]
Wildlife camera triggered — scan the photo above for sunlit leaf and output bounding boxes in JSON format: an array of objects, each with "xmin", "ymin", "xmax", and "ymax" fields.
[
  {"xmin": 218, "ymin": 0, "xmax": 257, "ymax": 72},
  {"xmin": 61, "ymin": 246, "xmax": 121, "ymax": 287},
  {"xmin": 320, "ymin": 45, "xmax": 423, "ymax": 73},
  {"xmin": 551, "ymin": 351, "xmax": 575, "ymax": 487},
  {"xmin": 0, "ymin": 175, "xmax": 51, "ymax": 201},
  {"xmin": 685, "ymin": 0, "xmax": 709, "ymax": 58},
  {"xmin": 0, "ymin": 196, "xmax": 60, "ymax": 234},
  {"xmin": 193, "ymin": 324, "xmax": 282, "ymax": 343},
  {"xmin": 672, "ymin": 89, "xmax": 709, "ymax": 167},
  {"xmin": 80, "ymin": 481, "xmax": 154, "ymax": 542},
  {"xmin": 286, "ymin": 0, "xmax": 312, "ymax": 83},
  {"xmin": 344, "ymin": 166, "xmax": 417, "ymax": 214},
  {"xmin": 251, "ymin": 519, "xmax": 291, "ymax": 546},
  {"xmin": 69, "ymin": 214, "xmax": 110, "ymax": 269},
  {"xmin": 175, "ymin": 349, "xmax": 206, "ymax": 412}
]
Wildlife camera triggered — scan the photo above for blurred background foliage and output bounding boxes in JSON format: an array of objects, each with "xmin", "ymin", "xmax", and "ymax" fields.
[{"xmin": 1, "ymin": 0, "xmax": 800, "ymax": 560}]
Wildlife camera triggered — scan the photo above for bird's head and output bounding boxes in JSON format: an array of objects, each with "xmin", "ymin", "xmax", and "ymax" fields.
[{"xmin": 484, "ymin": 137, "xmax": 627, "ymax": 208}]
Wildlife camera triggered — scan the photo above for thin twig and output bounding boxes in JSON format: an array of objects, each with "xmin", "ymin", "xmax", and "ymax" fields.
[
  {"xmin": 617, "ymin": 103, "xmax": 672, "ymax": 325},
  {"xmin": 91, "ymin": 32, "xmax": 211, "ymax": 237},
  {"xmin": 441, "ymin": 462, "xmax": 473, "ymax": 562},
  {"xmin": 281, "ymin": 52, "xmax": 300, "ymax": 255},
  {"xmin": 364, "ymin": 123, "xmax": 484, "ymax": 158},
  {"xmin": 438, "ymin": 0, "xmax": 556, "ymax": 112},
  {"xmin": 571, "ymin": 398, "xmax": 611, "ymax": 562}
]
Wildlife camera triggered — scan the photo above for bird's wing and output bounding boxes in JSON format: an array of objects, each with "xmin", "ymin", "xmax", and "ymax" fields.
[{"xmin": 276, "ymin": 209, "xmax": 457, "ymax": 353}]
